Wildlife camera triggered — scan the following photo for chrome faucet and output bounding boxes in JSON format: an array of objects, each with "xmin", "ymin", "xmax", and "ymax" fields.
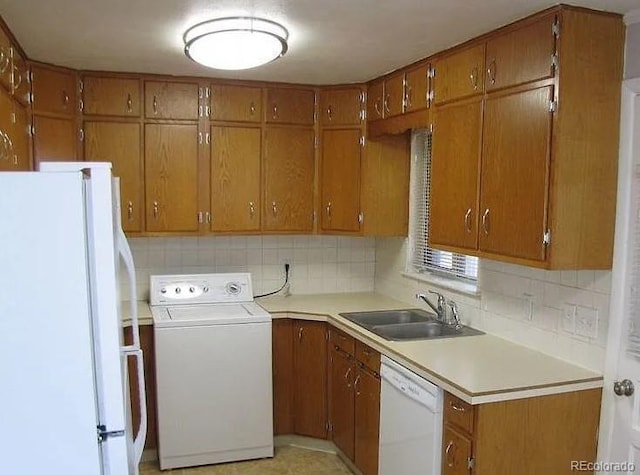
[
  {"xmin": 416, "ymin": 291, "xmax": 447, "ymax": 323},
  {"xmin": 448, "ymin": 300, "xmax": 462, "ymax": 330}
]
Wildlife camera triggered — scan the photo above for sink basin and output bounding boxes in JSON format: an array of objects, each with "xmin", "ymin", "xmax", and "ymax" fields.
[
  {"xmin": 340, "ymin": 308, "xmax": 435, "ymax": 327},
  {"xmin": 339, "ymin": 308, "xmax": 484, "ymax": 341},
  {"xmin": 370, "ymin": 321, "xmax": 484, "ymax": 341}
]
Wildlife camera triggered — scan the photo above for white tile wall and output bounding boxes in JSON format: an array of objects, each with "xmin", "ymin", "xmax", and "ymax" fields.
[
  {"xmin": 374, "ymin": 237, "xmax": 611, "ymax": 371},
  {"xmin": 124, "ymin": 235, "xmax": 376, "ymax": 301}
]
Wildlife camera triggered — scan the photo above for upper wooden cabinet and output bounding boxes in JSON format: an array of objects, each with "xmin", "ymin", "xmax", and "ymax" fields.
[
  {"xmin": 31, "ymin": 65, "xmax": 77, "ymax": 117},
  {"xmin": 0, "ymin": 28, "xmax": 12, "ymax": 91},
  {"xmin": 319, "ymin": 87, "xmax": 364, "ymax": 126},
  {"xmin": 144, "ymin": 81, "xmax": 199, "ymax": 120},
  {"xmin": 9, "ymin": 99, "xmax": 30, "ymax": 171},
  {"xmin": 11, "ymin": 48, "xmax": 29, "ymax": 106},
  {"xmin": 263, "ymin": 127, "xmax": 315, "ymax": 232},
  {"xmin": 84, "ymin": 121, "xmax": 143, "ymax": 233},
  {"xmin": 404, "ymin": 63, "xmax": 430, "ymax": 113},
  {"xmin": 320, "ymin": 128, "xmax": 362, "ymax": 233},
  {"xmin": 265, "ymin": 87, "xmax": 315, "ymax": 125},
  {"xmin": 485, "ymin": 13, "xmax": 556, "ymax": 92},
  {"xmin": 366, "ymin": 79, "xmax": 384, "ymax": 121},
  {"xmin": 82, "ymin": 76, "xmax": 141, "ymax": 117},
  {"xmin": 430, "ymin": 98, "xmax": 482, "ymax": 252},
  {"xmin": 32, "ymin": 116, "xmax": 77, "ymax": 164},
  {"xmin": 209, "ymin": 125, "xmax": 261, "ymax": 232},
  {"xmin": 210, "ymin": 84, "xmax": 262, "ymax": 123},
  {"xmin": 433, "ymin": 43, "xmax": 485, "ymax": 105},
  {"xmin": 383, "ymin": 71, "xmax": 405, "ymax": 118},
  {"xmin": 144, "ymin": 123, "xmax": 200, "ymax": 232}
]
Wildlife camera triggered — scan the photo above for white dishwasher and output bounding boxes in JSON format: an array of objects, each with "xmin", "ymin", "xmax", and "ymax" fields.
[{"xmin": 378, "ymin": 355, "xmax": 443, "ymax": 475}]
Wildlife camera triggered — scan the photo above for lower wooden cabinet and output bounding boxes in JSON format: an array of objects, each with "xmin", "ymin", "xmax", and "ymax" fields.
[
  {"xmin": 329, "ymin": 346, "xmax": 355, "ymax": 459},
  {"xmin": 272, "ymin": 319, "xmax": 294, "ymax": 435},
  {"xmin": 442, "ymin": 388, "xmax": 602, "ymax": 475},
  {"xmin": 354, "ymin": 364, "xmax": 381, "ymax": 475}
]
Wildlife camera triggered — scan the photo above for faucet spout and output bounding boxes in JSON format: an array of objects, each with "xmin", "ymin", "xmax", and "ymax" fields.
[{"xmin": 415, "ymin": 291, "xmax": 447, "ymax": 322}]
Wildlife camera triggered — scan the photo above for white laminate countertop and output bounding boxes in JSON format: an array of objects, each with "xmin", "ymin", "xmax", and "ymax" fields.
[{"xmin": 131, "ymin": 292, "xmax": 602, "ymax": 405}]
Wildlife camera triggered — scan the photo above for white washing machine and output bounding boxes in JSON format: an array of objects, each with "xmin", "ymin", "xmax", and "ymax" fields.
[{"xmin": 150, "ymin": 273, "xmax": 273, "ymax": 470}]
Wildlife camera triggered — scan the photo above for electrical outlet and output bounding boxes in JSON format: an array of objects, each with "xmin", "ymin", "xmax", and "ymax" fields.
[
  {"xmin": 575, "ymin": 305, "xmax": 598, "ymax": 339},
  {"xmin": 562, "ymin": 304, "xmax": 576, "ymax": 334}
]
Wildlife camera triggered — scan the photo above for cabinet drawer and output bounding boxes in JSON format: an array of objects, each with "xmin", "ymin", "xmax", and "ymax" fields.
[
  {"xmin": 145, "ymin": 81, "xmax": 199, "ymax": 120},
  {"xmin": 444, "ymin": 392, "xmax": 474, "ymax": 433},
  {"xmin": 31, "ymin": 65, "xmax": 77, "ymax": 116},
  {"xmin": 329, "ymin": 326, "xmax": 355, "ymax": 356},
  {"xmin": 83, "ymin": 76, "xmax": 141, "ymax": 117},
  {"xmin": 355, "ymin": 341, "xmax": 379, "ymax": 374}
]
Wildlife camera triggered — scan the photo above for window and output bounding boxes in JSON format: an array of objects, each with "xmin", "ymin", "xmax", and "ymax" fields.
[{"xmin": 408, "ymin": 129, "xmax": 478, "ymax": 281}]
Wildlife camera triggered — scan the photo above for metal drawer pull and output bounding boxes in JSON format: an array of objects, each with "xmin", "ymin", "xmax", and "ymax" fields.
[
  {"xmin": 464, "ymin": 208, "xmax": 472, "ymax": 232},
  {"xmin": 450, "ymin": 401, "xmax": 466, "ymax": 412},
  {"xmin": 481, "ymin": 208, "xmax": 490, "ymax": 235}
]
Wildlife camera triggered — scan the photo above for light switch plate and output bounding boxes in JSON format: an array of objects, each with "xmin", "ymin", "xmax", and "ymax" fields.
[
  {"xmin": 575, "ymin": 305, "xmax": 598, "ymax": 339},
  {"xmin": 562, "ymin": 304, "xmax": 576, "ymax": 334}
]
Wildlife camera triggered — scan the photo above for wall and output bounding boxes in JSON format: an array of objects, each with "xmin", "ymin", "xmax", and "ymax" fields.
[
  {"xmin": 375, "ymin": 238, "xmax": 611, "ymax": 371},
  {"xmin": 624, "ymin": 20, "xmax": 640, "ymax": 79},
  {"xmin": 124, "ymin": 235, "xmax": 376, "ymax": 301}
]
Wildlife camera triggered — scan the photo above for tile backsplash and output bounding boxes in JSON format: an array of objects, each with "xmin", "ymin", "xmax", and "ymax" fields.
[
  {"xmin": 375, "ymin": 237, "xmax": 611, "ymax": 371},
  {"xmin": 124, "ymin": 235, "xmax": 376, "ymax": 301}
]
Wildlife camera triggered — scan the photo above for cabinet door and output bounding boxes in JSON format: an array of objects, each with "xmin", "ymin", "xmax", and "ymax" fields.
[
  {"xmin": 0, "ymin": 29, "xmax": 12, "ymax": 91},
  {"xmin": 442, "ymin": 424, "xmax": 473, "ymax": 475},
  {"xmin": 405, "ymin": 64, "xmax": 429, "ymax": 113},
  {"xmin": 485, "ymin": 14, "xmax": 556, "ymax": 91},
  {"xmin": 266, "ymin": 88, "xmax": 315, "ymax": 125},
  {"xmin": 479, "ymin": 85, "xmax": 552, "ymax": 262},
  {"xmin": 367, "ymin": 80, "xmax": 384, "ymax": 121},
  {"xmin": 430, "ymin": 98, "xmax": 482, "ymax": 252},
  {"xmin": 0, "ymin": 89, "xmax": 13, "ymax": 170},
  {"xmin": 11, "ymin": 48, "xmax": 30, "ymax": 106},
  {"xmin": 31, "ymin": 65, "xmax": 76, "ymax": 116},
  {"xmin": 210, "ymin": 126, "xmax": 261, "ymax": 232},
  {"xmin": 263, "ymin": 127, "xmax": 315, "ymax": 232},
  {"xmin": 321, "ymin": 128, "xmax": 362, "ymax": 233},
  {"xmin": 293, "ymin": 321, "xmax": 327, "ymax": 439},
  {"xmin": 10, "ymin": 100, "xmax": 30, "ymax": 170},
  {"xmin": 320, "ymin": 88, "xmax": 363, "ymax": 126},
  {"xmin": 82, "ymin": 76, "xmax": 141, "ymax": 117},
  {"xmin": 145, "ymin": 81, "xmax": 199, "ymax": 120},
  {"xmin": 33, "ymin": 116, "xmax": 77, "ymax": 164},
  {"xmin": 433, "ymin": 43, "xmax": 485, "ymax": 105},
  {"xmin": 361, "ymin": 134, "xmax": 410, "ymax": 237},
  {"xmin": 383, "ymin": 72, "xmax": 405, "ymax": 118},
  {"xmin": 272, "ymin": 319, "xmax": 294, "ymax": 435},
  {"xmin": 210, "ymin": 84, "xmax": 262, "ymax": 123},
  {"xmin": 84, "ymin": 122, "xmax": 143, "ymax": 232},
  {"xmin": 144, "ymin": 124, "xmax": 199, "ymax": 232},
  {"xmin": 330, "ymin": 348, "xmax": 355, "ymax": 460},
  {"xmin": 354, "ymin": 367, "xmax": 380, "ymax": 475}
]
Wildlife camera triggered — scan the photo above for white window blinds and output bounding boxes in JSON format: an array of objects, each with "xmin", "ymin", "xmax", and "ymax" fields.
[{"xmin": 408, "ymin": 129, "xmax": 478, "ymax": 281}]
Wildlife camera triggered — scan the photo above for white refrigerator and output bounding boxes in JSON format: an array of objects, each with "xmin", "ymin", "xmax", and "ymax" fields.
[{"xmin": 0, "ymin": 162, "xmax": 147, "ymax": 474}]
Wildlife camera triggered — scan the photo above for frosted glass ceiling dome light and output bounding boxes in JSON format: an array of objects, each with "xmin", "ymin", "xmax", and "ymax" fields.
[{"xmin": 184, "ymin": 17, "xmax": 289, "ymax": 70}]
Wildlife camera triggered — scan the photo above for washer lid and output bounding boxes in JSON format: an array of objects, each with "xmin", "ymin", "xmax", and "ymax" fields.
[{"xmin": 153, "ymin": 302, "xmax": 271, "ymax": 327}]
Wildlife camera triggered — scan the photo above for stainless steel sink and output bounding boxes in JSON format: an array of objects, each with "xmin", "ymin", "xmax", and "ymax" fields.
[{"xmin": 339, "ymin": 308, "xmax": 484, "ymax": 341}]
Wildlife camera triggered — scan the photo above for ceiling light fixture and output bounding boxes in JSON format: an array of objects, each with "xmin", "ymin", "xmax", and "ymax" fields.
[{"xmin": 183, "ymin": 17, "xmax": 289, "ymax": 70}]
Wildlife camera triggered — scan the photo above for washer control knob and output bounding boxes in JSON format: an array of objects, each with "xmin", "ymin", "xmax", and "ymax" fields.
[
  {"xmin": 175, "ymin": 287, "xmax": 181, "ymax": 294},
  {"xmin": 203, "ymin": 286, "xmax": 209, "ymax": 293},
  {"xmin": 189, "ymin": 287, "xmax": 196, "ymax": 293},
  {"xmin": 160, "ymin": 288, "xmax": 167, "ymax": 294},
  {"xmin": 226, "ymin": 282, "xmax": 241, "ymax": 295}
]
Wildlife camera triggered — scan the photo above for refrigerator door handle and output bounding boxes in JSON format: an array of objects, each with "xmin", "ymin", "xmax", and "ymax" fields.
[{"xmin": 117, "ymin": 227, "xmax": 147, "ymax": 464}]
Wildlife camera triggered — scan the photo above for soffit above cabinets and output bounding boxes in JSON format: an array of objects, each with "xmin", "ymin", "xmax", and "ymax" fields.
[{"xmin": 0, "ymin": 0, "xmax": 637, "ymax": 85}]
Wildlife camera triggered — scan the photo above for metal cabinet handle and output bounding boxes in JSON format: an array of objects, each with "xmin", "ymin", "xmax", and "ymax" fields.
[
  {"xmin": 0, "ymin": 48, "xmax": 8, "ymax": 73},
  {"xmin": 272, "ymin": 104, "xmax": 278, "ymax": 120},
  {"xmin": 198, "ymin": 132, "xmax": 203, "ymax": 144},
  {"xmin": 445, "ymin": 440, "xmax": 455, "ymax": 467},
  {"xmin": 127, "ymin": 201, "xmax": 134, "ymax": 221},
  {"xmin": 153, "ymin": 95, "xmax": 158, "ymax": 114},
  {"xmin": 249, "ymin": 102, "xmax": 256, "ymax": 115},
  {"xmin": 354, "ymin": 374, "xmax": 361, "ymax": 395},
  {"xmin": 298, "ymin": 327, "xmax": 304, "ymax": 341},
  {"xmin": 249, "ymin": 201, "xmax": 255, "ymax": 217},
  {"xmin": 487, "ymin": 59, "xmax": 497, "ymax": 85},
  {"xmin": 470, "ymin": 66, "xmax": 479, "ymax": 90},
  {"xmin": 327, "ymin": 105, "xmax": 332, "ymax": 121},
  {"xmin": 12, "ymin": 66, "xmax": 22, "ymax": 92},
  {"xmin": 481, "ymin": 208, "xmax": 490, "ymax": 236},
  {"xmin": 272, "ymin": 201, "xmax": 277, "ymax": 216},
  {"xmin": 153, "ymin": 201, "xmax": 159, "ymax": 219},
  {"xmin": 326, "ymin": 201, "xmax": 332, "ymax": 219},
  {"xmin": 384, "ymin": 94, "xmax": 391, "ymax": 113},
  {"xmin": 450, "ymin": 401, "xmax": 466, "ymax": 412},
  {"xmin": 127, "ymin": 93, "xmax": 133, "ymax": 113},
  {"xmin": 464, "ymin": 208, "xmax": 472, "ymax": 233},
  {"xmin": 62, "ymin": 90, "xmax": 69, "ymax": 108},
  {"xmin": 205, "ymin": 212, "xmax": 211, "ymax": 224},
  {"xmin": 374, "ymin": 98, "xmax": 381, "ymax": 117},
  {"xmin": 405, "ymin": 85, "xmax": 413, "ymax": 109},
  {"xmin": 344, "ymin": 366, "xmax": 352, "ymax": 387}
]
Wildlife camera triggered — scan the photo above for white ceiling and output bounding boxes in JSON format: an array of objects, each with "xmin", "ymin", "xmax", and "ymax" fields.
[{"xmin": 0, "ymin": 0, "xmax": 638, "ymax": 85}]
